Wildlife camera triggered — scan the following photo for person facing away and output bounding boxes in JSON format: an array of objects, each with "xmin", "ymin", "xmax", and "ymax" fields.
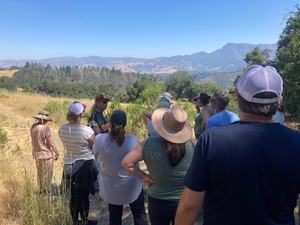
[
  {"xmin": 30, "ymin": 110, "xmax": 59, "ymax": 194},
  {"xmin": 157, "ymin": 92, "xmax": 173, "ymax": 107},
  {"xmin": 89, "ymin": 94, "xmax": 111, "ymax": 135},
  {"xmin": 205, "ymin": 89, "xmax": 239, "ymax": 129},
  {"xmin": 122, "ymin": 105, "xmax": 196, "ymax": 225},
  {"xmin": 272, "ymin": 96, "xmax": 285, "ymax": 125},
  {"xmin": 58, "ymin": 102, "xmax": 98, "ymax": 225},
  {"xmin": 92, "ymin": 110, "xmax": 147, "ymax": 225},
  {"xmin": 175, "ymin": 65, "xmax": 300, "ymax": 225},
  {"xmin": 142, "ymin": 92, "xmax": 172, "ymax": 137},
  {"xmin": 192, "ymin": 92, "xmax": 215, "ymax": 139}
]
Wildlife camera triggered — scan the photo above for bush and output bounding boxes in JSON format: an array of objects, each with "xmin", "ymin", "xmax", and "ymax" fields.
[{"xmin": 0, "ymin": 128, "xmax": 8, "ymax": 148}]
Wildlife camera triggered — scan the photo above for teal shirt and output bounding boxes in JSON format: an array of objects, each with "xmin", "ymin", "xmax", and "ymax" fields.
[
  {"xmin": 142, "ymin": 136, "xmax": 194, "ymax": 201},
  {"xmin": 194, "ymin": 112, "xmax": 203, "ymax": 135},
  {"xmin": 194, "ymin": 106, "xmax": 215, "ymax": 135}
]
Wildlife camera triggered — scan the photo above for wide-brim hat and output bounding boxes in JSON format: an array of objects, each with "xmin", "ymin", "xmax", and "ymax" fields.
[
  {"xmin": 152, "ymin": 105, "xmax": 192, "ymax": 143},
  {"xmin": 33, "ymin": 111, "xmax": 52, "ymax": 121}
]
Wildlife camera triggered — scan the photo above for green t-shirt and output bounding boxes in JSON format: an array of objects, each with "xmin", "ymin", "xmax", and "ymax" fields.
[
  {"xmin": 194, "ymin": 112, "xmax": 203, "ymax": 135},
  {"xmin": 194, "ymin": 106, "xmax": 215, "ymax": 135},
  {"xmin": 142, "ymin": 136, "xmax": 194, "ymax": 201}
]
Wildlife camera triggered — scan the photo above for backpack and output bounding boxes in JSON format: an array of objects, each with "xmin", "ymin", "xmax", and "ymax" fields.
[{"xmin": 88, "ymin": 111, "xmax": 102, "ymax": 135}]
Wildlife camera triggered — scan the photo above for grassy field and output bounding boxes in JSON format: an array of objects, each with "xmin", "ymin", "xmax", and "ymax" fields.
[
  {"xmin": 0, "ymin": 90, "xmax": 201, "ymax": 224},
  {"xmin": 0, "ymin": 85, "xmax": 299, "ymax": 224}
]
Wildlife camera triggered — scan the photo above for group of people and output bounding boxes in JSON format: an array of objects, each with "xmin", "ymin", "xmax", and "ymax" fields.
[{"xmin": 30, "ymin": 64, "xmax": 300, "ymax": 225}]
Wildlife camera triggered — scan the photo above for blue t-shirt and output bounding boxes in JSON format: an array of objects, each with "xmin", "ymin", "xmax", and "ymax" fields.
[
  {"xmin": 206, "ymin": 110, "xmax": 239, "ymax": 129},
  {"xmin": 184, "ymin": 121, "xmax": 300, "ymax": 224}
]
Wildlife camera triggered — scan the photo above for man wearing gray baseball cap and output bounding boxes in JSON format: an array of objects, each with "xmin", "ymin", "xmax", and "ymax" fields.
[{"xmin": 176, "ymin": 65, "xmax": 300, "ymax": 224}]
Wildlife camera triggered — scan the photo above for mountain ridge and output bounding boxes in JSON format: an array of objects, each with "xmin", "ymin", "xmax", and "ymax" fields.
[{"xmin": 0, "ymin": 43, "xmax": 277, "ymax": 74}]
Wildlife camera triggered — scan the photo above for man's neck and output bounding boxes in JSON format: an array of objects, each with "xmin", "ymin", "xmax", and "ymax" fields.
[{"xmin": 239, "ymin": 112, "xmax": 274, "ymax": 123}]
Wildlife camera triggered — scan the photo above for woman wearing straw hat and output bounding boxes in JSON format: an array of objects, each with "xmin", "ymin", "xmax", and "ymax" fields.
[
  {"xmin": 122, "ymin": 105, "xmax": 196, "ymax": 225},
  {"xmin": 30, "ymin": 110, "xmax": 59, "ymax": 194},
  {"xmin": 58, "ymin": 102, "xmax": 98, "ymax": 225}
]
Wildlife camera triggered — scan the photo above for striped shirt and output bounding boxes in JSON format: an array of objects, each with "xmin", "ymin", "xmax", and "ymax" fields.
[{"xmin": 58, "ymin": 123, "xmax": 95, "ymax": 164}]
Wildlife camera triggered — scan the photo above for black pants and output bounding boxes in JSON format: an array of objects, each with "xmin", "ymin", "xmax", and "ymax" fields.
[
  {"xmin": 108, "ymin": 189, "xmax": 147, "ymax": 225},
  {"xmin": 70, "ymin": 180, "xmax": 90, "ymax": 223},
  {"xmin": 148, "ymin": 195, "xmax": 179, "ymax": 225}
]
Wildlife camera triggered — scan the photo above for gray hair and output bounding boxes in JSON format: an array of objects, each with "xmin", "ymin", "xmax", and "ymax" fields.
[{"xmin": 213, "ymin": 90, "xmax": 230, "ymax": 110}]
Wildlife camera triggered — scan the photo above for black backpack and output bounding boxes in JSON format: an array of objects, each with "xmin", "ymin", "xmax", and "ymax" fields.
[{"xmin": 88, "ymin": 111, "xmax": 102, "ymax": 135}]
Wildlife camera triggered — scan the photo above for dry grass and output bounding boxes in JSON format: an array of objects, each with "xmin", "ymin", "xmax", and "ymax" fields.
[
  {"xmin": 0, "ymin": 89, "xmax": 298, "ymax": 224},
  {"xmin": 0, "ymin": 70, "xmax": 18, "ymax": 78},
  {"xmin": 0, "ymin": 89, "xmax": 95, "ymax": 130}
]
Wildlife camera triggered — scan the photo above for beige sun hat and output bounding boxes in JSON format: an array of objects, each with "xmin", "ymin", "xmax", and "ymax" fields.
[
  {"xmin": 152, "ymin": 105, "xmax": 192, "ymax": 143},
  {"xmin": 33, "ymin": 111, "xmax": 53, "ymax": 121}
]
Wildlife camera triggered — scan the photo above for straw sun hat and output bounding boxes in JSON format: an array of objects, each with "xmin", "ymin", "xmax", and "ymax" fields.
[
  {"xmin": 152, "ymin": 105, "xmax": 192, "ymax": 143},
  {"xmin": 33, "ymin": 111, "xmax": 53, "ymax": 121}
]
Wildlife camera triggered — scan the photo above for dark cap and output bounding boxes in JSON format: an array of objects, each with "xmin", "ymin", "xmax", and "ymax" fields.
[
  {"xmin": 193, "ymin": 92, "xmax": 210, "ymax": 101},
  {"xmin": 95, "ymin": 94, "xmax": 110, "ymax": 102},
  {"xmin": 110, "ymin": 110, "xmax": 127, "ymax": 127}
]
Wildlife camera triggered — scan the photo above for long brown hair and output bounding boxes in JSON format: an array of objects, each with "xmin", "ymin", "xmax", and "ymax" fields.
[
  {"xmin": 164, "ymin": 140, "xmax": 186, "ymax": 167},
  {"xmin": 110, "ymin": 124, "xmax": 125, "ymax": 146}
]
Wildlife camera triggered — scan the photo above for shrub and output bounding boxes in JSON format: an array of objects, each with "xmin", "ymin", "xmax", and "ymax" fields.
[{"xmin": 0, "ymin": 128, "xmax": 8, "ymax": 148}]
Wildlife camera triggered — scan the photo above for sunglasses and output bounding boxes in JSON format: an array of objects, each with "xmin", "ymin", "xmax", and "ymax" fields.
[
  {"xmin": 101, "ymin": 101, "xmax": 108, "ymax": 104},
  {"xmin": 209, "ymin": 98, "xmax": 216, "ymax": 103}
]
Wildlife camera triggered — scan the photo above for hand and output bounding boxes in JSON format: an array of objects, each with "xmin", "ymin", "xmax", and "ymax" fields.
[{"xmin": 142, "ymin": 174, "xmax": 155, "ymax": 187}]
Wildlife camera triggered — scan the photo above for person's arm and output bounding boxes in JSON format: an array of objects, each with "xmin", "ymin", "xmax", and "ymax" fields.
[
  {"xmin": 121, "ymin": 141, "xmax": 154, "ymax": 186},
  {"xmin": 142, "ymin": 110, "xmax": 152, "ymax": 127},
  {"xmin": 46, "ymin": 135, "xmax": 59, "ymax": 160},
  {"xmin": 88, "ymin": 133, "xmax": 95, "ymax": 147},
  {"xmin": 201, "ymin": 108, "xmax": 211, "ymax": 131},
  {"xmin": 100, "ymin": 121, "xmax": 111, "ymax": 133},
  {"xmin": 175, "ymin": 187, "xmax": 205, "ymax": 224}
]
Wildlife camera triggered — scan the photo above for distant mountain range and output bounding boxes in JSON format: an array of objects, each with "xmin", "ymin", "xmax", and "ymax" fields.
[{"xmin": 0, "ymin": 43, "xmax": 277, "ymax": 74}]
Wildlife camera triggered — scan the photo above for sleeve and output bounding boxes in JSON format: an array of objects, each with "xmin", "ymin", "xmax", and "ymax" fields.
[
  {"xmin": 83, "ymin": 126, "xmax": 95, "ymax": 140},
  {"xmin": 45, "ymin": 126, "xmax": 51, "ymax": 138},
  {"xmin": 95, "ymin": 112, "xmax": 106, "ymax": 127},
  {"xmin": 184, "ymin": 136, "xmax": 208, "ymax": 192}
]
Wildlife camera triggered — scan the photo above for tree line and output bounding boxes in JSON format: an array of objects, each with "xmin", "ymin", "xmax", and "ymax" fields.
[{"xmin": 1, "ymin": 6, "xmax": 300, "ymax": 124}]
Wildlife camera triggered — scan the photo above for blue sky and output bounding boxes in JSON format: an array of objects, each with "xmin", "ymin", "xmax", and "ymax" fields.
[{"xmin": 1, "ymin": 0, "xmax": 299, "ymax": 60}]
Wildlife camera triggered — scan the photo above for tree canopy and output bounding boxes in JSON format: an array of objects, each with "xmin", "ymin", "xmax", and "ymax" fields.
[{"xmin": 276, "ymin": 5, "xmax": 300, "ymax": 122}]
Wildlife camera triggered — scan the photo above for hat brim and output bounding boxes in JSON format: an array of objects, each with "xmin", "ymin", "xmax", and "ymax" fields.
[
  {"xmin": 33, "ymin": 115, "xmax": 53, "ymax": 121},
  {"xmin": 152, "ymin": 108, "xmax": 192, "ymax": 144}
]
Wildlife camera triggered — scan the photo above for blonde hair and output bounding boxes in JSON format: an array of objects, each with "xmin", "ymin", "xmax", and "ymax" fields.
[{"xmin": 66, "ymin": 111, "xmax": 79, "ymax": 123}]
